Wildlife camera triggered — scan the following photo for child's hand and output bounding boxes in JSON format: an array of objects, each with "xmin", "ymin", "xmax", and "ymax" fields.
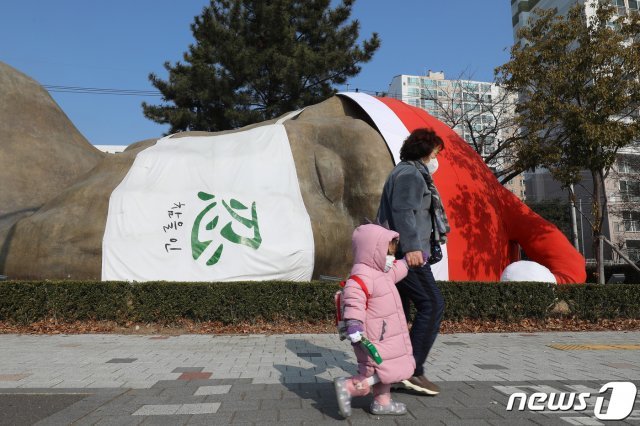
[
  {"xmin": 346, "ymin": 321, "xmax": 364, "ymax": 343},
  {"xmin": 405, "ymin": 251, "xmax": 424, "ymax": 268},
  {"xmin": 348, "ymin": 330, "xmax": 362, "ymax": 343}
]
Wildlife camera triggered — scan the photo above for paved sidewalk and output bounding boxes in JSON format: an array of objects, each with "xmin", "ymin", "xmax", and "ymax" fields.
[{"xmin": 0, "ymin": 331, "xmax": 639, "ymax": 425}]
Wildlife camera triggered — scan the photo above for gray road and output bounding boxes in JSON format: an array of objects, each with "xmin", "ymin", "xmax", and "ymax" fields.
[{"xmin": 0, "ymin": 331, "xmax": 639, "ymax": 425}]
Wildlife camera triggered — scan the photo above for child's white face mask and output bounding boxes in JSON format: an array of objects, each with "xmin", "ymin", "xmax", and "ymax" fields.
[
  {"xmin": 384, "ymin": 255, "xmax": 395, "ymax": 272},
  {"xmin": 426, "ymin": 158, "xmax": 439, "ymax": 175}
]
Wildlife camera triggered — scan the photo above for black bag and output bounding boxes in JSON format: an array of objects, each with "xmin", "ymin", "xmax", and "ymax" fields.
[
  {"xmin": 428, "ymin": 234, "xmax": 443, "ymax": 264},
  {"xmin": 427, "ymin": 194, "xmax": 443, "ymax": 264}
]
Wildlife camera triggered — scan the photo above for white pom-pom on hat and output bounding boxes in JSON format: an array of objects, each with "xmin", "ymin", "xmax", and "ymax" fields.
[{"xmin": 500, "ymin": 260, "xmax": 557, "ymax": 284}]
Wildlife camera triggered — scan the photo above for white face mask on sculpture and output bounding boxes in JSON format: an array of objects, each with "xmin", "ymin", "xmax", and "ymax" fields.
[
  {"xmin": 426, "ymin": 158, "xmax": 439, "ymax": 175},
  {"xmin": 384, "ymin": 255, "xmax": 395, "ymax": 272}
]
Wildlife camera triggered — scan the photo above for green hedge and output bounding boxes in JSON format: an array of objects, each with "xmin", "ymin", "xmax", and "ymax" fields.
[
  {"xmin": 556, "ymin": 284, "xmax": 640, "ymax": 321},
  {"xmin": 440, "ymin": 281, "xmax": 555, "ymax": 321},
  {"xmin": 585, "ymin": 264, "xmax": 640, "ymax": 284},
  {"xmin": 0, "ymin": 280, "xmax": 639, "ymax": 325},
  {"xmin": 0, "ymin": 281, "xmax": 334, "ymax": 324}
]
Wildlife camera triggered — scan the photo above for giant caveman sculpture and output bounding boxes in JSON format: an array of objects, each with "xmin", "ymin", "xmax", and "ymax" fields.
[{"xmin": 0, "ymin": 62, "xmax": 584, "ymax": 283}]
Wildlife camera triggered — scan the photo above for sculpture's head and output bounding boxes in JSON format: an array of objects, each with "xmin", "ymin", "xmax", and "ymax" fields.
[{"xmin": 283, "ymin": 96, "xmax": 394, "ymax": 277}]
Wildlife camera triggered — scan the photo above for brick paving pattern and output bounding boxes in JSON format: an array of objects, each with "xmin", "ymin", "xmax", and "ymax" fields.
[{"xmin": 0, "ymin": 332, "xmax": 638, "ymax": 424}]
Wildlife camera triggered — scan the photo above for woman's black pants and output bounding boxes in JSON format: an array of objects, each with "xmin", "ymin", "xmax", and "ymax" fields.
[{"xmin": 396, "ymin": 263, "xmax": 445, "ymax": 377}]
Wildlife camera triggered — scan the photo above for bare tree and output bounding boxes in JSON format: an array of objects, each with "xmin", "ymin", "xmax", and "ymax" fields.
[{"xmin": 416, "ymin": 72, "xmax": 524, "ymax": 184}]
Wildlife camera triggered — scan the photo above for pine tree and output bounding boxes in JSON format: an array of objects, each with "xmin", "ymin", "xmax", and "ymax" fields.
[{"xmin": 143, "ymin": 0, "xmax": 380, "ymax": 132}]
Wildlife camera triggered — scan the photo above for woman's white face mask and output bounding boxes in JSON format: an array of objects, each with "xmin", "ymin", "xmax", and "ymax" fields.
[{"xmin": 426, "ymin": 157, "xmax": 439, "ymax": 175}]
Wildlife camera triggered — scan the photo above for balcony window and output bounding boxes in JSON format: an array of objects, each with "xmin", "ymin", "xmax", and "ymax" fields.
[
  {"xmin": 618, "ymin": 211, "xmax": 640, "ymax": 232},
  {"xmin": 619, "ymin": 180, "xmax": 640, "ymax": 201},
  {"xmin": 421, "ymin": 79, "xmax": 435, "ymax": 88},
  {"xmin": 617, "ymin": 159, "xmax": 640, "ymax": 174},
  {"xmin": 420, "ymin": 88, "xmax": 435, "ymax": 98},
  {"xmin": 463, "ymin": 103, "xmax": 480, "ymax": 113},
  {"xmin": 463, "ymin": 82, "xmax": 479, "ymax": 92},
  {"xmin": 618, "ymin": 221, "xmax": 640, "ymax": 232},
  {"xmin": 627, "ymin": 240, "xmax": 640, "ymax": 261}
]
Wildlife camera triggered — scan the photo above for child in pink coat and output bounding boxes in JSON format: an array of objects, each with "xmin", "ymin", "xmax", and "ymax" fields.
[{"xmin": 334, "ymin": 224, "xmax": 415, "ymax": 417}]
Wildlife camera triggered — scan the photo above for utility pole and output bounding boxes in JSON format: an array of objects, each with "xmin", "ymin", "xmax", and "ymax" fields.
[
  {"xmin": 569, "ymin": 184, "xmax": 580, "ymax": 250},
  {"xmin": 579, "ymin": 199, "xmax": 585, "ymax": 255},
  {"xmin": 599, "ymin": 235, "xmax": 605, "ymax": 284}
]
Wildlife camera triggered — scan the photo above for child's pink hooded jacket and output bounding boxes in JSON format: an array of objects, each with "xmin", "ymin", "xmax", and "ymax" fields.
[{"xmin": 343, "ymin": 224, "xmax": 415, "ymax": 384}]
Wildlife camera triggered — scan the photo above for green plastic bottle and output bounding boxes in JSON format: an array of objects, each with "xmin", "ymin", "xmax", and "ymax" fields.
[{"xmin": 360, "ymin": 337, "xmax": 383, "ymax": 365}]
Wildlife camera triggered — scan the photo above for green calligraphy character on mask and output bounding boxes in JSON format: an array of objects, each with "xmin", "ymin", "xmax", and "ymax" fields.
[
  {"xmin": 191, "ymin": 192, "xmax": 223, "ymax": 265},
  {"xmin": 220, "ymin": 199, "xmax": 262, "ymax": 249},
  {"xmin": 191, "ymin": 192, "xmax": 262, "ymax": 267}
]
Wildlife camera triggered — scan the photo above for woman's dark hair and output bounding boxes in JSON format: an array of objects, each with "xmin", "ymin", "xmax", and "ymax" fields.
[{"xmin": 399, "ymin": 128, "xmax": 444, "ymax": 162}]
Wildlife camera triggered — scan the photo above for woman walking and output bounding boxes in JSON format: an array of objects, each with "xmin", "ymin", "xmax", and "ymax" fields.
[{"xmin": 376, "ymin": 127, "xmax": 449, "ymax": 396}]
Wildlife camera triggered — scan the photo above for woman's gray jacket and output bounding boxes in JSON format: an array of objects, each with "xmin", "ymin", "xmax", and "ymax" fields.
[{"xmin": 376, "ymin": 161, "xmax": 432, "ymax": 257}]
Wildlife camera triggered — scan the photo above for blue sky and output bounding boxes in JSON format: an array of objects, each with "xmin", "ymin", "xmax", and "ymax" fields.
[{"xmin": 0, "ymin": 1, "xmax": 514, "ymax": 147}]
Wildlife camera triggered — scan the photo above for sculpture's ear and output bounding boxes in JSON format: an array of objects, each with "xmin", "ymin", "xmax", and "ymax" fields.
[{"xmin": 314, "ymin": 146, "xmax": 344, "ymax": 204}]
